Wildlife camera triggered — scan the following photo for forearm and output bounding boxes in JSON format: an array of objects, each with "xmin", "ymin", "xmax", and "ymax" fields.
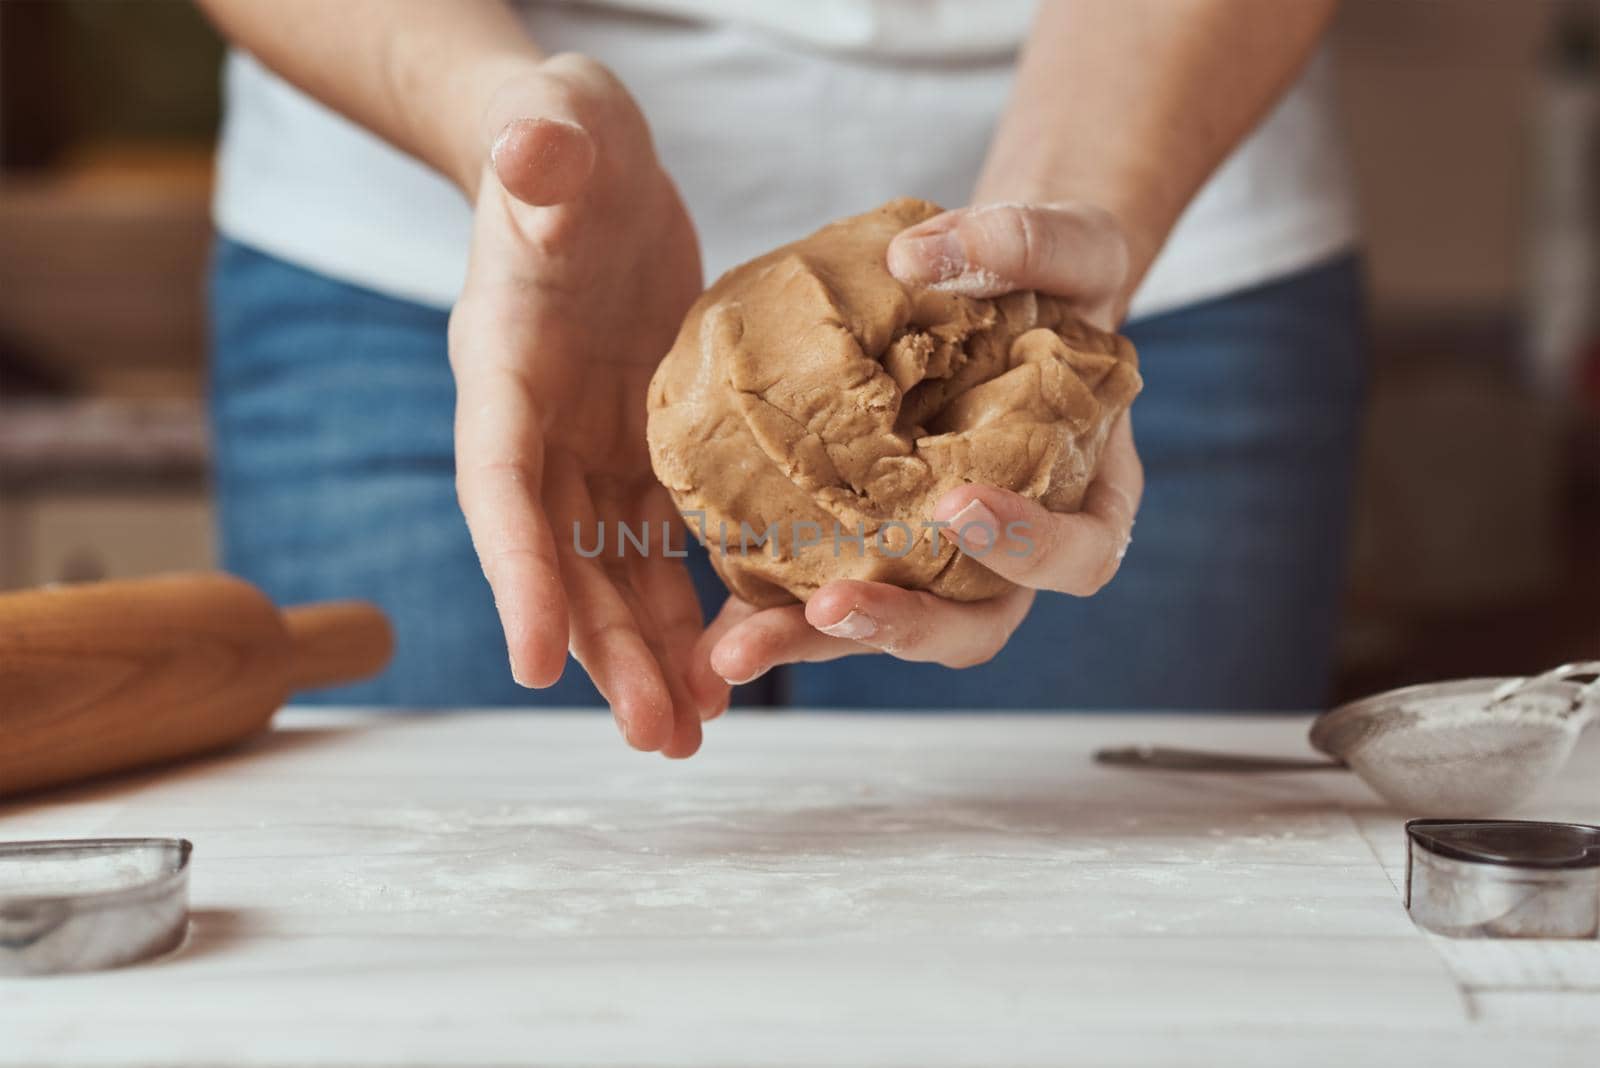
[
  {"xmin": 196, "ymin": 0, "xmax": 543, "ymax": 194},
  {"xmin": 978, "ymin": 0, "xmax": 1340, "ymax": 298}
]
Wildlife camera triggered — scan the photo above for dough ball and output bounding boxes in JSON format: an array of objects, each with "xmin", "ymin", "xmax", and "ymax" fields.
[{"xmin": 646, "ymin": 198, "xmax": 1142, "ymax": 607}]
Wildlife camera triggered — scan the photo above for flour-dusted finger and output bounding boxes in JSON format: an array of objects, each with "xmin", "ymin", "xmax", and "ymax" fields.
[
  {"xmin": 624, "ymin": 485, "xmax": 712, "ymax": 754},
  {"xmin": 887, "ymin": 202, "xmax": 1129, "ymax": 327},
  {"xmin": 930, "ymin": 417, "xmax": 1143, "ymax": 596},
  {"xmin": 710, "ymin": 604, "xmax": 863, "ymax": 685},
  {"xmin": 449, "ymin": 329, "xmax": 570, "ymax": 689},
  {"xmin": 608, "ymin": 569, "xmax": 702, "ymax": 758},
  {"xmin": 490, "ymin": 116, "xmax": 596, "ymax": 208},
  {"xmin": 620, "ymin": 564, "xmax": 703, "ymax": 760},
  {"xmin": 805, "ymin": 581, "xmax": 1034, "ymax": 669},
  {"xmin": 548, "ymin": 456, "xmax": 677, "ymax": 752},
  {"xmin": 931, "ymin": 489, "xmax": 1128, "ymax": 597},
  {"xmin": 691, "ymin": 596, "xmax": 759, "ymax": 719}
]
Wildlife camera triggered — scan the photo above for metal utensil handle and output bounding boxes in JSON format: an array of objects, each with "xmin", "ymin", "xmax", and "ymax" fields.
[
  {"xmin": 1489, "ymin": 661, "xmax": 1600, "ymax": 705},
  {"xmin": 1094, "ymin": 746, "xmax": 1346, "ymax": 773}
]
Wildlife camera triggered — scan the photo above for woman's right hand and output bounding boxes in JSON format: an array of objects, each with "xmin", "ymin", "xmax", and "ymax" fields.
[
  {"xmin": 449, "ymin": 55, "xmax": 723, "ymax": 757},
  {"xmin": 699, "ymin": 201, "xmax": 1144, "ymax": 687}
]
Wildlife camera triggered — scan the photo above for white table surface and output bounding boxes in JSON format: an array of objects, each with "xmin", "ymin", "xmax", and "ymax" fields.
[{"xmin": 1, "ymin": 710, "xmax": 1596, "ymax": 1067}]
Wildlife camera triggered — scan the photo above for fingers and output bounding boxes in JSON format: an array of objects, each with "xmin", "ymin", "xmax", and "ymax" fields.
[
  {"xmin": 477, "ymin": 53, "xmax": 656, "ymax": 209},
  {"xmin": 477, "ymin": 55, "xmax": 609, "ymax": 208},
  {"xmin": 805, "ymin": 581, "xmax": 1034, "ymax": 668},
  {"xmin": 547, "ymin": 458, "xmax": 679, "ymax": 753},
  {"xmin": 451, "ymin": 360, "xmax": 570, "ymax": 689},
  {"xmin": 690, "ymin": 596, "xmax": 757, "ymax": 719},
  {"xmin": 491, "ymin": 117, "xmax": 596, "ymax": 207},
  {"xmin": 930, "ymin": 416, "xmax": 1143, "ymax": 597},
  {"xmin": 710, "ymin": 580, "xmax": 1035, "ymax": 681},
  {"xmin": 706, "ymin": 412, "xmax": 1138, "ymax": 682},
  {"xmin": 709, "ymin": 602, "xmax": 858, "ymax": 686},
  {"xmin": 887, "ymin": 202, "xmax": 1129, "ymax": 327},
  {"xmin": 613, "ymin": 560, "xmax": 703, "ymax": 760},
  {"xmin": 653, "ymin": 645, "xmax": 704, "ymax": 761},
  {"xmin": 629, "ymin": 488, "xmax": 724, "ymax": 743}
]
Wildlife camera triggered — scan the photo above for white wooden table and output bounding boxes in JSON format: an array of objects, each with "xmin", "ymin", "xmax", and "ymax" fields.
[{"xmin": 2, "ymin": 711, "xmax": 1596, "ymax": 1066}]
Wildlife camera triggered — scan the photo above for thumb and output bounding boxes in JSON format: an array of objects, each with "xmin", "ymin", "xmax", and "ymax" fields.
[
  {"xmin": 887, "ymin": 202, "xmax": 1128, "ymax": 319},
  {"xmin": 490, "ymin": 116, "xmax": 597, "ymax": 207}
]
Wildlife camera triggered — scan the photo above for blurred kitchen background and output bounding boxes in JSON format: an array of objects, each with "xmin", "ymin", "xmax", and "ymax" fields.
[{"xmin": 1, "ymin": 0, "xmax": 1597, "ymax": 701}]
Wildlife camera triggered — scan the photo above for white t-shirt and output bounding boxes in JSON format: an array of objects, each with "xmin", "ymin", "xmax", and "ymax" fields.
[{"xmin": 213, "ymin": 0, "xmax": 1358, "ymax": 320}]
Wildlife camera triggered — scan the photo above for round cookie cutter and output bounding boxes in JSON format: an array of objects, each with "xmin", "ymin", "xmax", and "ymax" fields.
[
  {"xmin": 1096, "ymin": 662, "xmax": 1600, "ymax": 814},
  {"xmin": 0, "ymin": 838, "xmax": 192, "ymax": 976},
  {"xmin": 1405, "ymin": 819, "xmax": 1600, "ymax": 939}
]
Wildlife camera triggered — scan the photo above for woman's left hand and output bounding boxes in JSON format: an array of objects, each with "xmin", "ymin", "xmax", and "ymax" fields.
[{"xmin": 692, "ymin": 202, "xmax": 1145, "ymax": 698}]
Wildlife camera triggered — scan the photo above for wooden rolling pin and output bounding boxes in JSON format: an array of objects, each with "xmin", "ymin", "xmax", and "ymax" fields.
[{"xmin": 0, "ymin": 572, "xmax": 393, "ymax": 798}]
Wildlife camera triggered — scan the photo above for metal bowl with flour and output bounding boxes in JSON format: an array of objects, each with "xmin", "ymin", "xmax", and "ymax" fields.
[{"xmin": 1098, "ymin": 662, "xmax": 1600, "ymax": 815}]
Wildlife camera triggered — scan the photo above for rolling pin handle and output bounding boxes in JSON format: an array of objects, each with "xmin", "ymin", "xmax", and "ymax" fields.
[{"xmin": 280, "ymin": 602, "xmax": 395, "ymax": 694}]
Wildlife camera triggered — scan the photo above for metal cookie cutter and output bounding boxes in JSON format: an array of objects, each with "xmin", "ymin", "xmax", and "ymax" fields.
[
  {"xmin": 1405, "ymin": 819, "xmax": 1600, "ymax": 939},
  {"xmin": 0, "ymin": 838, "xmax": 192, "ymax": 975}
]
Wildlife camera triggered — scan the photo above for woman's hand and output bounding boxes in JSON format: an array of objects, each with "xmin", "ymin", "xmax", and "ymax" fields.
[
  {"xmin": 450, "ymin": 55, "xmax": 723, "ymax": 756},
  {"xmin": 695, "ymin": 202, "xmax": 1144, "ymax": 693}
]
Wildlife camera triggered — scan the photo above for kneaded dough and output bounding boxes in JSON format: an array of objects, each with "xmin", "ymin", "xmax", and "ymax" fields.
[{"xmin": 646, "ymin": 198, "xmax": 1142, "ymax": 607}]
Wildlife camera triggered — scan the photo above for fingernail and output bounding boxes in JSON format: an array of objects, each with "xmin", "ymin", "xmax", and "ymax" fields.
[
  {"xmin": 938, "ymin": 499, "xmax": 998, "ymax": 552},
  {"xmin": 817, "ymin": 609, "xmax": 877, "ymax": 640},
  {"xmin": 489, "ymin": 123, "xmax": 513, "ymax": 169},
  {"xmin": 509, "ymin": 656, "xmax": 529, "ymax": 688},
  {"xmin": 717, "ymin": 665, "xmax": 764, "ymax": 686},
  {"xmin": 711, "ymin": 645, "xmax": 765, "ymax": 687},
  {"xmin": 892, "ymin": 226, "xmax": 965, "ymax": 282}
]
